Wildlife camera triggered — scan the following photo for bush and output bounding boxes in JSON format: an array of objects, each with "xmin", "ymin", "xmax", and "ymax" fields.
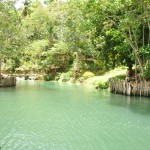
[
  {"xmin": 82, "ymin": 71, "xmax": 95, "ymax": 79},
  {"xmin": 43, "ymin": 74, "xmax": 55, "ymax": 81},
  {"xmin": 96, "ymin": 81, "xmax": 109, "ymax": 89},
  {"xmin": 111, "ymin": 74, "xmax": 126, "ymax": 81},
  {"xmin": 144, "ymin": 64, "xmax": 150, "ymax": 80},
  {"xmin": 59, "ymin": 71, "xmax": 73, "ymax": 82}
]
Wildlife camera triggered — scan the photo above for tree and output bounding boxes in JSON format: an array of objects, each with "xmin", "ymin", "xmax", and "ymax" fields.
[
  {"xmin": 118, "ymin": 0, "xmax": 150, "ymax": 76},
  {"xmin": 0, "ymin": 1, "xmax": 21, "ymax": 78}
]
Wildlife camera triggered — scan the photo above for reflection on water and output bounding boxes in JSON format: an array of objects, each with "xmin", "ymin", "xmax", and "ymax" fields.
[{"xmin": 108, "ymin": 93, "xmax": 150, "ymax": 115}]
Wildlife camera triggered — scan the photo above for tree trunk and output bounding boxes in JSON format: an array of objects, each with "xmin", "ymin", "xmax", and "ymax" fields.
[
  {"xmin": 125, "ymin": 33, "xmax": 144, "ymax": 76},
  {"xmin": 73, "ymin": 52, "xmax": 79, "ymax": 79},
  {"xmin": 135, "ymin": 57, "xmax": 137, "ymax": 83},
  {"xmin": 0, "ymin": 57, "xmax": 2, "ymax": 84},
  {"xmin": 148, "ymin": 21, "xmax": 150, "ymax": 44},
  {"xmin": 134, "ymin": 51, "xmax": 144, "ymax": 76}
]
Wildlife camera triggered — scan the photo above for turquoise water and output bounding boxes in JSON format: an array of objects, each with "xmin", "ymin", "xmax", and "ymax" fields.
[{"xmin": 0, "ymin": 81, "xmax": 150, "ymax": 150}]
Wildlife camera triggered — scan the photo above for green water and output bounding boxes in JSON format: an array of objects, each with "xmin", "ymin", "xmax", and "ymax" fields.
[{"xmin": 0, "ymin": 81, "xmax": 150, "ymax": 150}]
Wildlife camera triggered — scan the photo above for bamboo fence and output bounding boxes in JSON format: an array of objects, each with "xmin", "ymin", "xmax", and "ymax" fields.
[{"xmin": 110, "ymin": 80, "xmax": 150, "ymax": 97}]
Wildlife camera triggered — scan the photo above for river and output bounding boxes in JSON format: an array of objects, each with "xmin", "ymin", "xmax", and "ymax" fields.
[{"xmin": 0, "ymin": 81, "xmax": 150, "ymax": 150}]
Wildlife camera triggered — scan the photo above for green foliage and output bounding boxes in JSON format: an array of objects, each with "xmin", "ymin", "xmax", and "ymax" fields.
[
  {"xmin": 43, "ymin": 74, "xmax": 55, "ymax": 81},
  {"xmin": 59, "ymin": 71, "xmax": 73, "ymax": 82},
  {"xmin": 139, "ymin": 45, "xmax": 150, "ymax": 60},
  {"xmin": 81, "ymin": 71, "xmax": 95, "ymax": 79},
  {"xmin": 1, "ymin": 0, "xmax": 150, "ymax": 82},
  {"xmin": 0, "ymin": 1, "xmax": 23, "ymax": 76},
  {"xmin": 22, "ymin": 3, "xmax": 52, "ymax": 40},
  {"xmin": 40, "ymin": 41, "xmax": 73, "ymax": 74},
  {"xmin": 144, "ymin": 64, "xmax": 150, "ymax": 80},
  {"xmin": 0, "ymin": 1, "xmax": 21, "ymax": 57},
  {"xmin": 97, "ymin": 81, "xmax": 109, "ymax": 89},
  {"xmin": 110, "ymin": 75, "xmax": 126, "ymax": 81}
]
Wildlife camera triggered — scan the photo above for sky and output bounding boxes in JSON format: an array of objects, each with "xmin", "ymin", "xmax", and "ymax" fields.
[
  {"xmin": 15, "ymin": 0, "xmax": 67, "ymax": 8},
  {"xmin": 15, "ymin": 0, "xmax": 67, "ymax": 9},
  {"xmin": 15, "ymin": 0, "xmax": 45, "ymax": 9},
  {"xmin": 15, "ymin": 0, "xmax": 24, "ymax": 9}
]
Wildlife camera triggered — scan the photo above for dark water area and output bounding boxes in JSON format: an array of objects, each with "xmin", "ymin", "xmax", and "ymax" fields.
[{"xmin": 0, "ymin": 81, "xmax": 150, "ymax": 150}]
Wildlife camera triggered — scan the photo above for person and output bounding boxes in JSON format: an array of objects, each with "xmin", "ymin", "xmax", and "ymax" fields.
[{"xmin": 125, "ymin": 68, "xmax": 131, "ymax": 82}]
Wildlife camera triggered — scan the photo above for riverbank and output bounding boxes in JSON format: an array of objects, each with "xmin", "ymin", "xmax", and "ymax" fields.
[
  {"xmin": 13, "ymin": 67, "xmax": 150, "ymax": 97},
  {"xmin": 83, "ymin": 68, "xmax": 126, "ymax": 89},
  {"xmin": 15, "ymin": 68, "xmax": 126, "ymax": 88}
]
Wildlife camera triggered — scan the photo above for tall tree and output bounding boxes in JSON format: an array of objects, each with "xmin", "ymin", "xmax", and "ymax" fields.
[
  {"xmin": 0, "ymin": 1, "xmax": 21, "ymax": 78},
  {"xmin": 118, "ymin": 0, "xmax": 150, "ymax": 75}
]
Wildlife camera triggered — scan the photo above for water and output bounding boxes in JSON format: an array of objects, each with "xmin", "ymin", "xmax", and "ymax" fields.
[{"xmin": 0, "ymin": 81, "xmax": 150, "ymax": 150}]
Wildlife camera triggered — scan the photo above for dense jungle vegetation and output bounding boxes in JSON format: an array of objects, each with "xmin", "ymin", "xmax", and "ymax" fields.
[{"xmin": 0, "ymin": 0, "xmax": 150, "ymax": 82}]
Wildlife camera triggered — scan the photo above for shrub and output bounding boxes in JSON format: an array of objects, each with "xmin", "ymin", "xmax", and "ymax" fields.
[
  {"xmin": 43, "ymin": 74, "xmax": 55, "ymax": 81},
  {"xmin": 111, "ymin": 74, "xmax": 126, "ymax": 81},
  {"xmin": 96, "ymin": 81, "xmax": 109, "ymax": 89},
  {"xmin": 144, "ymin": 64, "xmax": 150, "ymax": 80},
  {"xmin": 82, "ymin": 71, "xmax": 95, "ymax": 79},
  {"xmin": 59, "ymin": 71, "xmax": 73, "ymax": 82}
]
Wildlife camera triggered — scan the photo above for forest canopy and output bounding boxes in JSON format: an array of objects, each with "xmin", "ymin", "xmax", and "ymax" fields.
[{"xmin": 0, "ymin": 0, "xmax": 150, "ymax": 80}]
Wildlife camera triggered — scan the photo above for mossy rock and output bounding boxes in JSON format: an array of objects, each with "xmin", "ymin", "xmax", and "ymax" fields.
[{"xmin": 0, "ymin": 76, "xmax": 16, "ymax": 87}]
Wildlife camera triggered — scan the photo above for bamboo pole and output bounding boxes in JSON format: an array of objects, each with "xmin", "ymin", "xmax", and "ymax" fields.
[{"xmin": 110, "ymin": 80, "xmax": 150, "ymax": 97}]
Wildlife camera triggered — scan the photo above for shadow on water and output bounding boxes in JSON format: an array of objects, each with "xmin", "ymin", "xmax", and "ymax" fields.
[{"xmin": 108, "ymin": 93, "xmax": 150, "ymax": 116}]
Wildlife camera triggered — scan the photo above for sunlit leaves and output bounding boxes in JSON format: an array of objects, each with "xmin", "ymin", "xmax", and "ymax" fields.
[{"xmin": 0, "ymin": 0, "xmax": 20, "ymax": 57}]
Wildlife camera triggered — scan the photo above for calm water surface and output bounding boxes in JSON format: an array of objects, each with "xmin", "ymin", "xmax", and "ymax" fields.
[{"xmin": 0, "ymin": 81, "xmax": 150, "ymax": 150}]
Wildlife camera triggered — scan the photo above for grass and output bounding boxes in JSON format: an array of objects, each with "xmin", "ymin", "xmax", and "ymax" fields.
[{"xmin": 84, "ymin": 68, "xmax": 126, "ymax": 87}]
